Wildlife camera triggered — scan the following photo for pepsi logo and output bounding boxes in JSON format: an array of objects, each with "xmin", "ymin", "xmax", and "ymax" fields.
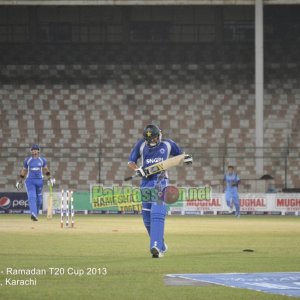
[{"xmin": 0, "ymin": 197, "xmax": 11, "ymax": 209}]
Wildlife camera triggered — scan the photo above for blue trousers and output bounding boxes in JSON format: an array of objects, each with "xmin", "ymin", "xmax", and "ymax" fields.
[
  {"xmin": 25, "ymin": 179, "xmax": 43, "ymax": 216},
  {"xmin": 141, "ymin": 177, "xmax": 168, "ymax": 252},
  {"xmin": 225, "ymin": 187, "xmax": 240, "ymax": 214},
  {"xmin": 142, "ymin": 201, "xmax": 167, "ymax": 252}
]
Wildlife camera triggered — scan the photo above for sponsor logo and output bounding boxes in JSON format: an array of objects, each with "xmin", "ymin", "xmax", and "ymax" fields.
[
  {"xmin": 186, "ymin": 198, "xmax": 221, "ymax": 207},
  {"xmin": 31, "ymin": 167, "xmax": 40, "ymax": 171},
  {"xmin": 11, "ymin": 199, "xmax": 29, "ymax": 208},
  {"xmin": 0, "ymin": 197, "xmax": 11, "ymax": 209},
  {"xmin": 0, "ymin": 195, "xmax": 29, "ymax": 210},
  {"xmin": 240, "ymin": 199, "xmax": 266, "ymax": 207},
  {"xmin": 277, "ymin": 198, "xmax": 300, "ymax": 207},
  {"xmin": 160, "ymin": 149, "xmax": 165, "ymax": 154},
  {"xmin": 145, "ymin": 157, "xmax": 164, "ymax": 164}
]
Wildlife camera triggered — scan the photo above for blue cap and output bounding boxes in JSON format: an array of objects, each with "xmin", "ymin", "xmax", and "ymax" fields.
[{"xmin": 31, "ymin": 144, "xmax": 40, "ymax": 151}]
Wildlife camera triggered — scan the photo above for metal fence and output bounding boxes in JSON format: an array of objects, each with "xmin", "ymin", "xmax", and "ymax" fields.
[{"xmin": 1, "ymin": 145, "xmax": 299, "ymax": 193}]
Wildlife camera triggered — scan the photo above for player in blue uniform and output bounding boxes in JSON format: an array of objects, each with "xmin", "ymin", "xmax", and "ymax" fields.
[
  {"xmin": 224, "ymin": 165, "xmax": 240, "ymax": 217},
  {"xmin": 128, "ymin": 125, "xmax": 192, "ymax": 258},
  {"xmin": 16, "ymin": 144, "xmax": 55, "ymax": 221}
]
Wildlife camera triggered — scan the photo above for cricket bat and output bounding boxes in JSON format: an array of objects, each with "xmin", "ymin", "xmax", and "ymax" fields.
[
  {"xmin": 47, "ymin": 184, "xmax": 53, "ymax": 219},
  {"xmin": 124, "ymin": 154, "xmax": 185, "ymax": 181}
]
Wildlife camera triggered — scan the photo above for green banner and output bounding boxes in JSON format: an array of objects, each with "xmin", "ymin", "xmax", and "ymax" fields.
[
  {"xmin": 73, "ymin": 191, "xmax": 92, "ymax": 210},
  {"xmin": 89, "ymin": 185, "xmax": 212, "ymax": 212},
  {"xmin": 91, "ymin": 185, "xmax": 142, "ymax": 212}
]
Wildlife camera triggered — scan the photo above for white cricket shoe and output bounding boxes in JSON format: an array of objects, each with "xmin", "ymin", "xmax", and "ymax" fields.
[
  {"xmin": 151, "ymin": 246, "xmax": 164, "ymax": 258},
  {"xmin": 31, "ymin": 214, "xmax": 38, "ymax": 221}
]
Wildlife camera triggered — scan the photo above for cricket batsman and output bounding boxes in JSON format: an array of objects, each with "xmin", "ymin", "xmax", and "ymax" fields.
[
  {"xmin": 16, "ymin": 144, "xmax": 55, "ymax": 221},
  {"xmin": 224, "ymin": 165, "xmax": 240, "ymax": 217},
  {"xmin": 128, "ymin": 124, "xmax": 192, "ymax": 258}
]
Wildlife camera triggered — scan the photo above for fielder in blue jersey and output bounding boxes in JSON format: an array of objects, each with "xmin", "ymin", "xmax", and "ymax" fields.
[
  {"xmin": 224, "ymin": 165, "xmax": 240, "ymax": 217},
  {"xmin": 16, "ymin": 144, "xmax": 55, "ymax": 221},
  {"xmin": 128, "ymin": 125, "xmax": 192, "ymax": 258}
]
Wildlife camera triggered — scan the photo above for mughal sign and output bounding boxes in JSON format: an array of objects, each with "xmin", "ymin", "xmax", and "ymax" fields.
[{"xmin": 181, "ymin": 193, "xmax": 300, "ymax": 215}]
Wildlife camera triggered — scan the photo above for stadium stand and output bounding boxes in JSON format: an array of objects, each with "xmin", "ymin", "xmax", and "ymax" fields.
[{"xmin": 0, "ymin": 5, "xmax": 299, "ymax": 192}]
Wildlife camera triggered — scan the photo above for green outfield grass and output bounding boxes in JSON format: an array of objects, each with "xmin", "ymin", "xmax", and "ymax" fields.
[{"xmin": 0, "ymin": 215, "xmax": 299, "ymax": 300}]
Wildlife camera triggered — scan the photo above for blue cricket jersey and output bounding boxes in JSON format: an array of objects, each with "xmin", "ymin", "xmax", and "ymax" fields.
[
  {"xmin": 224, "ymin": 172, "xmax": 240, "ymax": 190},
  {"xmin": 128, "ymin": 138, "xmax": 182, "ymax": 186},
  {"xmin": 23, "ymin": 156, "xmax": 47, "ymax": 179}
]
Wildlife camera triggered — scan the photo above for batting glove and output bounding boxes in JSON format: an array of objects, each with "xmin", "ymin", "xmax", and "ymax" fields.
[
  {"xmin": 47, "ymin": 177, "xmax": 56, "ymax": 187},
  {"xmin": 183, "ymin": 154, "xmax": 193, "ymax": 165},
  {"xmin": 16, "ymin": 180, "xmax": 24, "ymax": 191},
  {"xmin": 135, "ymin": 167, "xmax": 147, "ymax": 178}
]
